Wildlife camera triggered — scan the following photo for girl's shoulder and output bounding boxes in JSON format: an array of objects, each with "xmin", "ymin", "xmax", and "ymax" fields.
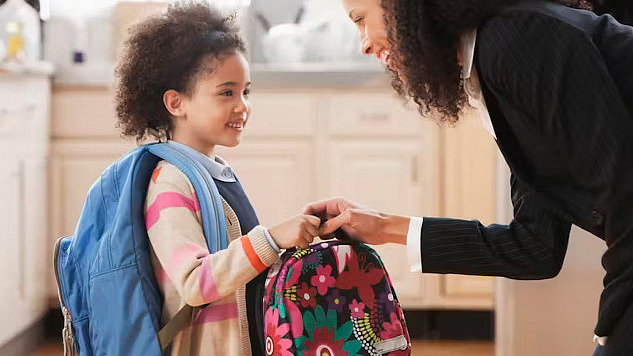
[{"xmin": 147, "ymin": 160, "xmax": 195, "ymax": 197}]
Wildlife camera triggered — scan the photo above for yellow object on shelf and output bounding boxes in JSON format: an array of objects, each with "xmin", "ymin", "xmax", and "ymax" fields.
[{"xmin": 6, "ymin": 21, "xmax": 24, "ymax": 59}]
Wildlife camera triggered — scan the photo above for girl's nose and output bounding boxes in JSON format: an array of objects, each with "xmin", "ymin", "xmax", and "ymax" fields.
[{"xmin": 235, "ymin": 97, "xmax": 249, "ymax": 113}]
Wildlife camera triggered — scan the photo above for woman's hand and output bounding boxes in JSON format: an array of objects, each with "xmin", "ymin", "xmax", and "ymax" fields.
[
  {"xmin": 268, "ymin": 214, "xmax": 321, "ymax": 249},
  {"xmin": 303, "ymin": 197, "xmax": 410, "ymax": 245}
]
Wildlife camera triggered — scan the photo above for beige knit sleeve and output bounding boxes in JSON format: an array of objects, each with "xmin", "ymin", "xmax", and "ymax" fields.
[{"xmin": 145, "ymin": 161, "xmax": 278, "ymax": 306}]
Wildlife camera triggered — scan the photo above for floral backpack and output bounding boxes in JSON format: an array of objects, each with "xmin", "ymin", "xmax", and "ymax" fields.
[{"xmin": 262, "ymin": 240, "xmax": 411, "ymax": 356}]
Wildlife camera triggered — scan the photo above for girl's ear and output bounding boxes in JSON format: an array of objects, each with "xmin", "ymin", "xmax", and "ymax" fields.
[{"xmin": 163, "ymin": 90, "xmax": 186, "ymax": 118}]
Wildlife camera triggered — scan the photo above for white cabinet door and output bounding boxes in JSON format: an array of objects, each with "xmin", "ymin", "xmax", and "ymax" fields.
[
  {"xmin": 0, "ymin": 157, "xmax": 29, "ymax": 344},
  {"xmin": 0, "ymin": 157, "xmax": 22, "ymax": 298},
  {"xmin": 0, "ymin": 74, "xmax": 51, "ymax": 344},
  {"xmin": 324, "ymin": 141, "xmax": 432, "ymax": 307},
  {"xmin": 215, "ymin": 141, "xmax": 315, "ymax": 228},
  {"xmin": 22, "ymin": 156, "xmax": 49, "ymax": 316},
  {"xmin": 0, "ymin": 158, "xmax": 22, "ymax": 293}
]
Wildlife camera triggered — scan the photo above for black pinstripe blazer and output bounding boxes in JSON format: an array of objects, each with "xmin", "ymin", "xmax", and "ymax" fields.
[{"xmin": 419, "ymin": 1, "xmax": 633, "ymax": 353}]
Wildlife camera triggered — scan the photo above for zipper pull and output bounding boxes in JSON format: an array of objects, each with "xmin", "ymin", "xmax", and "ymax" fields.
[{"xmin": 62, "ymin": 307, "xmax": 76, "ymax": 356}]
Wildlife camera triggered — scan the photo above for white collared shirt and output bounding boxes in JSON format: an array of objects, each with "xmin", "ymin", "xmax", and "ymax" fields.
[{"xmin": 167, "ymin": 140, "xmax": 237, "ymax": 183}]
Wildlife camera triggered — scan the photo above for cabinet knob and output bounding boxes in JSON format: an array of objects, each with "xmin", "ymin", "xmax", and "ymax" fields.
[{"xmin": 24, "ymin": 103, "xmax": 37, "ymax": 117}]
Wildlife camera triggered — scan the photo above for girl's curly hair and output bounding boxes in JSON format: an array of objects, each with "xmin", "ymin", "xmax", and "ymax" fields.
[
  {"xmin": 382, "ymin": 0, "xmax": 593, "ymax": 125},
  {"xmin": 115, "ymin": 1, "xmax": 246, "ymax": 142}
]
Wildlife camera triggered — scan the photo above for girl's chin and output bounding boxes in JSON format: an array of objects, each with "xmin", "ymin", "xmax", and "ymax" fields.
[{"xmin": 221, "ymin": 138, "xmax": 241, "ymax": 148}]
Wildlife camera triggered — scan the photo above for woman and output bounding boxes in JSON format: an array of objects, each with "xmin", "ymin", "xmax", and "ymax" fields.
[{"xmin": 305, "ymin": 0, "xmax": 633, "ymax": 355}]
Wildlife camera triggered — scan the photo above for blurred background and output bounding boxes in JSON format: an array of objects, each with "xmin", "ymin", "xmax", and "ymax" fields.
[{"xmin": 0, "ymin": 0, "xmax": 616, "ymax": 355}]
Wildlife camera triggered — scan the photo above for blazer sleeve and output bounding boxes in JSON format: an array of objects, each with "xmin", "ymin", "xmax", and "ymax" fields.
[{"xmin": 422, "ymin": 174, "xmax": 572, "ymax": 280}]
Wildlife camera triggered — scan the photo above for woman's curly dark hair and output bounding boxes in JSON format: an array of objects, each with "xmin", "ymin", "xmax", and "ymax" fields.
[
  {"xmin": 115, "ymin": 1, "xmax": 246, "ymax": 142},
  {"xmin": 382, "ymin": 0, "xmax": 593, "ymax": 125}
]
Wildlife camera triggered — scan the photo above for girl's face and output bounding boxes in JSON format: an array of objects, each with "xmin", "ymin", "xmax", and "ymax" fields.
[
  {"xmin": 342, "ymin": 0, "xmax": 399, "ymax": 75},
  {"xmin": 173, "ymin": 52, "xmax": 251, "ymax": 156}
]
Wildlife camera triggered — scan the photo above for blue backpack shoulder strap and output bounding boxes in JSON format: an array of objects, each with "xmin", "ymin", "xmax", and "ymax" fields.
[{"xmin": 146, "ymin": 143, "xmax": 227, "ymax": 252}]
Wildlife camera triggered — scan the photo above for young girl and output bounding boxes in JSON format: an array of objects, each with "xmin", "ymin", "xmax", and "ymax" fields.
[{"xmin": 114, "ymin": 3, "xmax": 321, "ymax": 355}]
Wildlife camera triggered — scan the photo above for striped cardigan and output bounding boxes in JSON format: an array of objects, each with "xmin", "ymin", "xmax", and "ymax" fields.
[{"xmin": 145, "ymin": 160, "xmax": 279, "ymax": 355}]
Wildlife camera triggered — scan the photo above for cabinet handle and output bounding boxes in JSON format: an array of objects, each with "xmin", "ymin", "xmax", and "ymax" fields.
[
  {"xmin": 359, "ymin": 112, "xmax": 391, "ymax": 122},
  {"xmin": 411, "ymin": 156, "xmax": 418, "ymax": 183},
  {"xmin": 25, "ymin": 104, "xmax": 37, "ymax": 116}
]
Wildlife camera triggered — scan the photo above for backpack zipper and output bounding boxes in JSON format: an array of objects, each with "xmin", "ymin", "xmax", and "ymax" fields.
[
  {"xmin": 374, "ymin": 334, "xmax": 409, "ymax": 355},
  {"xmin": 54, "ymin": 236, "xmax": 77, "ymax": 356}
]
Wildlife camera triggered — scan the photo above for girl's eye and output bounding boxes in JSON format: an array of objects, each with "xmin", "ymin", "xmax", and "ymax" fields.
[
  {"xmin": 353, "ymin": 17, "xmax": 364, "ymax": 25},
  {"xmin": 243, "ymin": 89, "xmax": 251, "ymax": 96},
  {"xmin": 221, "ymin": 90, "xmax": 233, "ymax": 97}
]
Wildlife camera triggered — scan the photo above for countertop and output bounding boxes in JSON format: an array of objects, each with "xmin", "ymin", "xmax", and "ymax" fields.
[
  {"xmin": 51, "ymin": 61, "xmax": 392, "ymax": 89},
  {"xmin": 0, "ymin": 61, "xmax": 55, "ymax": 77}
]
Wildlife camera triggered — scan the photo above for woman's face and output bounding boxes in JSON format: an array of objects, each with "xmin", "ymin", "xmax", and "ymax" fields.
[{"xmin": 342, "ymin": 0, "xmax": 399, "ymax": 74}]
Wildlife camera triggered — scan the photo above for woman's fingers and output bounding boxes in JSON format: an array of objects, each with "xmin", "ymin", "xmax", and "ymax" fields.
[
  {"xmin": 302, "ymin": 200, "xmax": 330, "ymax": 215},
  {"xmin": 302, "ymin": 197, "xmax": 361, "ymax": 216},
  {"xmin": 320, "ymin": 209, "xmax": 352, "ymax": 236}
]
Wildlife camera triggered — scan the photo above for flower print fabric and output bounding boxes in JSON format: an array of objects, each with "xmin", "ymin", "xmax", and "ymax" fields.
[
  {"xmin": 312, "ymin": 265, "xmax": 336, "ymax": 296},
  {"xmin": 263, "ymin": 241, "xmax": 412, "ymax": 356},
  {"xmin": 265, "ymin": 307, "xmax": 293, "ymax": 356}
]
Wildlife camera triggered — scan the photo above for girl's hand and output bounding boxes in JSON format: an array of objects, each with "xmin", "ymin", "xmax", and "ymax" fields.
[
  {"xmin": 303, "ymin": 197, "xmax": 409, "ymax": 245},
  {"xmin": 268, "ymin": 214, "xmax": 321, "ymax": 249}
]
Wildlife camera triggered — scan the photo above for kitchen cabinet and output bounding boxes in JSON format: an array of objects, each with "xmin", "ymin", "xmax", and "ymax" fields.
[
  {"xmin": 0, "ymin": 70, "xmax": 51, "ymax": 347},
  {"xmin": 426, "ymin": 110, "xmax": 498, "ymax": 310},
  {"xmin": 49, "ymin": 84, "xmax": 497, "ymax": 311},
  {"xmin": 323, "ymin": 140, "xmax": 430, "ymax": 306},
  {"xmin": 215, "ymin": 141, "xmax": 316, "ymax": 230}
]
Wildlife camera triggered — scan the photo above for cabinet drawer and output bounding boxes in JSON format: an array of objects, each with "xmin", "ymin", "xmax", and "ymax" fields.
[
  {"xmin": 52, "ymin": 88, "xmax": 119, "ymax": 138},
  {"xmin": 245, "ymin": 93, "xmax": 317, "ymax": 137},
  {"xmin": 0, "ymin": 76, "xmax": 50, "ymax": 140},
  {"xmin": 326, "ymin": 93, "xmax": 424, "ymax": 136}
]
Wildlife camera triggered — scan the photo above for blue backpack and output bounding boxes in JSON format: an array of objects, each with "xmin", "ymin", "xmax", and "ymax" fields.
[{"xmin": 53, "ymin": 142, "xmax": 228, "ymax": 356}]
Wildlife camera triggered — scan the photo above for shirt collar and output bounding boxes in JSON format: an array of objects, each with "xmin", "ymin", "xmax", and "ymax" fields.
[
  {"xmin": 166, "ymin": 141, "xmax": 236, "ymax": 182},
  {"xmin": 461, "ymin": 29, "xmax": 478, "ymax": 80}
]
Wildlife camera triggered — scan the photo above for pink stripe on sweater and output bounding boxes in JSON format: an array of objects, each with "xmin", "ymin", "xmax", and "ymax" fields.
[
  {"xmin": 146, "ymin": 192, "xmax": 201, "ymax": 229},
  {"xmin": 168, "ymin": 243, "xmax": 208, "ymax": 274},
  {"xmin": 193, "ymin": 303, "xmax": 239, "ymax": 325},
  {"xmin": 154, "ymin": 267, "xmax": 172, "ymax": 284},
  {"xmin": 199, "ymin": 256, "xmax": 220, "ymax": 302},
  {"xmin": 192, "ymin": 192, "xmax": 201, "ymax": 213}
]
